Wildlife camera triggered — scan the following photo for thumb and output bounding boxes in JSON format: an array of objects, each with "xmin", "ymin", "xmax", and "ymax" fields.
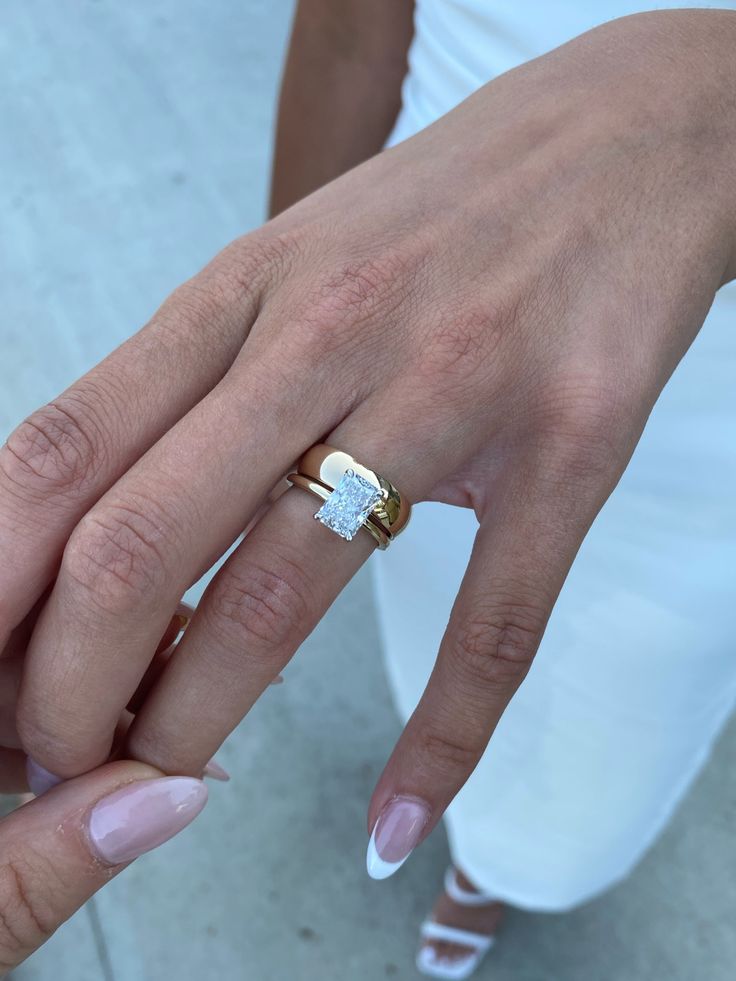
[{"xmin": 0, "ymin": 760, "xmax": 207, "ymax": 974}]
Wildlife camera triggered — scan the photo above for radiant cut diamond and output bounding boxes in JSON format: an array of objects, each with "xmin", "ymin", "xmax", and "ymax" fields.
[{"xmin": 315, "ymin": 468, "xmax": 382, "ymax": 541}]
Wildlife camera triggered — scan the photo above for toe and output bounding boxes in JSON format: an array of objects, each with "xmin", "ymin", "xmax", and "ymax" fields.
[{"xmin": 416, "ymin": 941, "xmax": 481, "ymax": 981}]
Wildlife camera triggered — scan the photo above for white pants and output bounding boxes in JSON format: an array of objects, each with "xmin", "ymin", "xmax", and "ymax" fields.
[
  {"xmin": 375, "ymin": 0, "xmax": 736, "ymax": 912},
  {"xmin": 373, "ymin": 280, "xmax": 736, "ymax": 909}
]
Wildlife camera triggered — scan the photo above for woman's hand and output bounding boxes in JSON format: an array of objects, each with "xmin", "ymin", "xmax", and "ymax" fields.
[
  {"xmin": 0, "ymin": 600, "xmax": 194, "ymax": 785},
  {"xmin": 0, "ymin": 759, "xmax": 207, "ymax": 974},
  {"xmin": 0, "ymin": 607, "xmax": 207, "ymax": 973},
  {"xmin": 3, "ymin": 11, "xmax": 735, "ymax": 869}
]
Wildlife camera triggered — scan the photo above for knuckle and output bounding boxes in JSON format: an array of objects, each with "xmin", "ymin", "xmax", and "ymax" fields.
[
  {"xmin": 536, "ymin": 369, "xmax": 631, "ymax": 477},
  {"xmin": 0, "ymin": 850, "xmax": 59, "ymax": 970},
  {"xmin": 175, "ymin": 234, "xmax": 282, "ymax": 311},
  {"xmin": 289, "ymin": 255, "xmax": 405, "ymax": 358},
  {"xmin": 154, "ymin": 233, "xmax": 286, "ymax": 348},
  {"xmin": 224, "ymin": 230, "xmax": 297, "ymax": 290},
  {"xmin": 418, "ymin": 302, "xmax": 508, "ymax": 387},
  {"xmin": 160, "ymin": 277, "xmax": 231, "ymax": 336},
  {"xmin": 0, "ymin": 399, "xmax": 103, "ymax": 501},
  {"xmin": 415, "ymin": 725, "xmax": 483, "ymax": 775},
  {"xmin": 205, "ymin": 547, "xmax": 314, "ymax": 659},
  {"xmin": 64, "ymin": 500, "xmax": 174, "ymax": 612},
  {"xmin": 450, "ymin": 605, "xmax": 542, "ymax": 692},
  {"xmin": 315, "ymin": 258, "xmax": 391, "ymax": 317}
]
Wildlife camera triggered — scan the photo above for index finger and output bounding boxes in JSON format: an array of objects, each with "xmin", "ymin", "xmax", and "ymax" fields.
[{"xmin": 0, "ymin": 241, "xmax": 260, "ymax": 651}]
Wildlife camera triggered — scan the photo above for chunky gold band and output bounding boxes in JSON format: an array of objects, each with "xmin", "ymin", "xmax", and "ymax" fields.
[{"xmin": 286, "ymin": 444, "xmax": 411, "ymax": 550}]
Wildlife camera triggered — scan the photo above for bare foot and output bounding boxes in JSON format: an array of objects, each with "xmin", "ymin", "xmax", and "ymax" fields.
[{"xmin": 417, "ymin": 867, "xmax": 503, "ymax": 978}]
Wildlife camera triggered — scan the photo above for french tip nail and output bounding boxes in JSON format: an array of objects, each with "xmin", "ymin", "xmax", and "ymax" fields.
[
  {"xmin": 365, "ymin": 795, "xmax": 431, "ymax": 881},
  {"xmin": 366, "ymin": 826, "xmax": 407, "ymax": 880},
  {"xmin": 203, "ymin": 758, "xmax": 231, "ymax": 782},
  {"xmin": 88, "ymin": 776, "xmax": 208, "ymax": 866},
  {"xmin": 26, "ymin": 757, "xmax": 64, "ymax": 797}
]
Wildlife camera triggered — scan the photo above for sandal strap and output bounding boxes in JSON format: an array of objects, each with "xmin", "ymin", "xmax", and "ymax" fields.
[
  {"xmin": 444, "ymin": 866, "xmax": 498, "ymax": 907},
  {"xmin": 420, "ymin": 920, "xmax": 495, "ymax": 953}
]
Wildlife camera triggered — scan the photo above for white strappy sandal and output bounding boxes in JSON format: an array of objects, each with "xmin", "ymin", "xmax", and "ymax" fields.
[{"xmin": 416, "ymin": 866, "xmax": 499, "ymax": 980}]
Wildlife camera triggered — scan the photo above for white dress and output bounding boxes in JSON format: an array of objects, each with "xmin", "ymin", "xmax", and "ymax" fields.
[{"xmin": 373, "ymin": 0, "xmax": 736, "ymax": 911}]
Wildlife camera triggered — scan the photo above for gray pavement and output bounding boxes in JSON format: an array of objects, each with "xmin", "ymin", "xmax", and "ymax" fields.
[{"xmin": 2, "ymin": 3, "xmax": 734, "ymax": 979}]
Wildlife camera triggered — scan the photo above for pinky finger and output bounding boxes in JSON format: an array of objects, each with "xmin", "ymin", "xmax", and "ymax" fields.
[{"xmin": 366, "ymin": 446, "xmax": 619, "ymax": 878}]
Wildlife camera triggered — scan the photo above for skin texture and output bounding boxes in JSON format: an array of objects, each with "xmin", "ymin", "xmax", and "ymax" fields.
[
  {"xmin": 0, "ymin": 758, "xmax": 189, "ymax": 974},
  {"xmin": 270, "ymin": 0, "xmax": 415, "ymax": 215},
  {"xmin": 0, "ymin": 607, "xmax": 192, "ymax": 787},
  {"xmin": 0, "ymin": 609, "xmax": 211, "ymax": 970},
  {"xmin": 1, "ymin": 9, "xmax": 735, "ymax": 884},
  {"xmin": 273, "ymin": 8, "xmax": 503, "ymax": 967}
]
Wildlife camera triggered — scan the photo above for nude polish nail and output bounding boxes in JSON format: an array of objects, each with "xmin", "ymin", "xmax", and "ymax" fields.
[
  {"xmin": 26, "ymin": 757, "xmax": 63, "ymax": 797},
  {"xmin": 87, "ymin": 777, "xmax": 208, "ymax": 865},
  {"xmin": 203, "ymin": 758, "xmax": 231, "ymax": 782},
  {"xmin": 366, "ymin": 795, "xmax": 431, "ymax": 880}
]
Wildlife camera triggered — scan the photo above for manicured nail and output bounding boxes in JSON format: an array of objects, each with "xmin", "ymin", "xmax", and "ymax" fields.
[
  {"xmin": 203, "ymin": 758, "xmax": 230, "ymax": 782},
  {"xmin": 26, "ymin": 757, "xmax": 63, "ymax": 797},
  {"xmin": 173, "ymin": 612, "xmax": 191, "ymax": 635},
  {"xmin": 366, "ymin": 796, "xmax": 431, "ymax": 880},
  {"xmin": 87, "ymin": 777, "xmax": 208, "ymax": 865}
]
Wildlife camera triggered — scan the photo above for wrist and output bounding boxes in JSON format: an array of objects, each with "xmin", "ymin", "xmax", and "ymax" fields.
[{"xmin": 614, "ymin": 10, "xmax": 736, "ymax": 282}]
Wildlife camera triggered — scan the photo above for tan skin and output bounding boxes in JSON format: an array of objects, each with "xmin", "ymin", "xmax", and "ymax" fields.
[
  {"xmin": 1, "ymin": 5, "xmax": 735, "ymax": 971},
  {"xmin": 0, "ymin": 609, "xmax": 198, "ymax": 972},
  {"xmin": 0, "ymin": 757, "xmax": 191, "ymax": 974},
  {"xmin": 270, "ymin": 0, "xmax": 415, "ymax": 216},
  {"xmin": 271, "ymin": 0, "xmax": 503, "ymax": 961},
  {"xmin": 0, "ymin": 608, "xmax": 206, "ymax": 972}
]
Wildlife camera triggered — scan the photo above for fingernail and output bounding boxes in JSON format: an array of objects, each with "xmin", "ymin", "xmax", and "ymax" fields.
[
  {"xmin": 203, "ymin": 758, "xmax": 230, "ymax": 782},
  {"xmin": 270, "ymin": 674, "xmax": 284, "ymax": 686},
  {"xmin": 87, "ymin": 777, "xmax": 208, "ymax": 865},
  {"xmin": 366, "ymin": 795, "xmax": 431, "ymax": 880},
  {"xmin": 26, "ymin": 757, "xmax": 63, "ymax": 797},
  {"xmin": 173, "ymin": 612, "xmax": 191, "ymax": 634},
  {"xmin": 155, "ymin": 611, "xmax": 192, "ymax": 655}
]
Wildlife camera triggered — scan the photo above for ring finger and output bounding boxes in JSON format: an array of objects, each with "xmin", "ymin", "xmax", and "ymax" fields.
[
  {"xmin": 124, "ymin": 394, "xmax": 470, "ymax": 775},
  {"xmin": 16, "ymin": 347, "xmax": 338, "ymax": 777}
]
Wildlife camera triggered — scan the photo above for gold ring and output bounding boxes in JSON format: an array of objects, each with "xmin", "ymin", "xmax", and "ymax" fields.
[{"xmin": 286, "ymin": 444, "xmax": 411, "ymax": 550}]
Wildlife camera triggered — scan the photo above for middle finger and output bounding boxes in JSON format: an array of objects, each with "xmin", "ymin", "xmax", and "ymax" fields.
[
  {"xmin": 125, "ymin": 395, "xmax": 459, "ymax": 775},
  {"xmin": 17, "ymin": 352, "xmax": 334, "ymax": 778}
]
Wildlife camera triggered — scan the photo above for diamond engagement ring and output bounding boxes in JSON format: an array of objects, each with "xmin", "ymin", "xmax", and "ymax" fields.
[{"xmin": 286, "ymin": 444, "xmax": 411, "ymax": 549}]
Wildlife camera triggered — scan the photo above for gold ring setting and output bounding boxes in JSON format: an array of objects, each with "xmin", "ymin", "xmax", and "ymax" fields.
[{"xmin": 286, "ymin": 444, "xmax": 411, "ymax": 550}]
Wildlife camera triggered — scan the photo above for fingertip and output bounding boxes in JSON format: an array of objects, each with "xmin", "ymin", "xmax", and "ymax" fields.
[
  {"xmin": 203, "ymin": 758, "xmax": 231, "ymax": 782},
  {"xmin": 26, "ymin": 757, "xmax": 63, "ymax": 797},
  {"xmin": 366, "ymin": 825, "xmax": 402, "ymax": 880},
  {"xmin": 365, "ymin": 795, "xmax": 431, "ymax": 880}
]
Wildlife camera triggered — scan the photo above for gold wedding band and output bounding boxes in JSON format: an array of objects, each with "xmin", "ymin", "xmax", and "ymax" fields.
[{"xmin": 286, "ymin": 444, "xmax": 411, "ymax": 550}]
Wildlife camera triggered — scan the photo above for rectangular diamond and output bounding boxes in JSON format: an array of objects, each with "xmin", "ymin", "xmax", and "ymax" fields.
[{"xmin": 315, "ymin": 468, "xmax": 382, "ymax": 541}]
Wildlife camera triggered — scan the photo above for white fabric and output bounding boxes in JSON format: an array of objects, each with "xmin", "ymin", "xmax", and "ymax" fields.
[
  {"xmin": 374, "ymin": 0, "xmax": 736, "ymax": 911},
  {"xmin": 443, "ymin": 866, "xmax": 497, "ymax": 906}
]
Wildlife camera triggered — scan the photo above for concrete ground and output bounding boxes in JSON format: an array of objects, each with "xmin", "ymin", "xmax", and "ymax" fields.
[{"xmin": 1, "ymin": 2, "xmax": 734, "ymax": 978}]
